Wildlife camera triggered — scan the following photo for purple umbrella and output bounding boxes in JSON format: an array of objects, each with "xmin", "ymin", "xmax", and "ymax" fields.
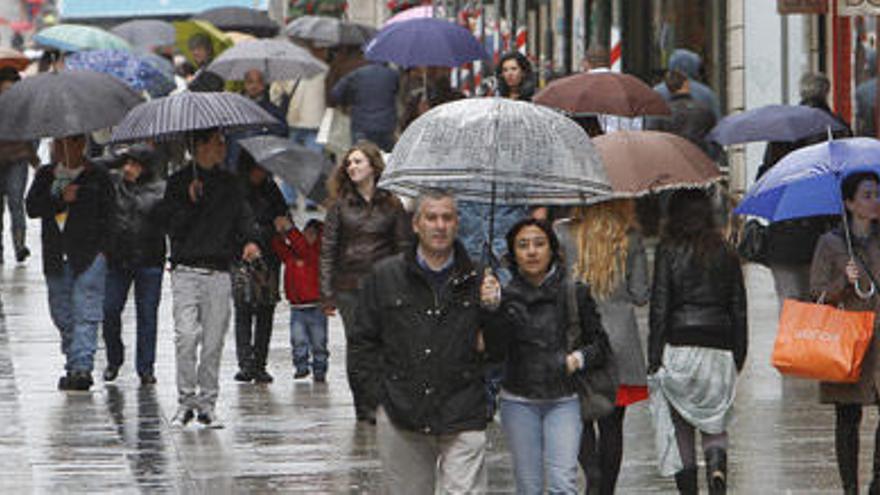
[
  {"xmin": 364, "ymin": 17, "xmax": 487, "ymax": 68},
  {"xmin": 708, "ymin": 104, "xmax": 847, "ymax": 145}
]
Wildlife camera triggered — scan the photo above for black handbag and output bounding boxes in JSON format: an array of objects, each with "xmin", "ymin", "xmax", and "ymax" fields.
[
  {"xmin": 565, "ymin": 280, "xmax": 619, "ymax": 421},
  {"xmin": 737, "ymin": 219, "xmax": 769, "ymax": 265}
]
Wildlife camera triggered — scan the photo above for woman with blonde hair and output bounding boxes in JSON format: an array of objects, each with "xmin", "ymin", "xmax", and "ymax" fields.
[
  {"xmin": 320, "ymin": 140, "xmax": 410, "ymax": 423},
  {"xmin": 555, "ymin": 199, "xmax": 650, "ymax": 494}
]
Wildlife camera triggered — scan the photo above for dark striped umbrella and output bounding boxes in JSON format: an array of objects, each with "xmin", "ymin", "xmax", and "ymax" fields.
[
  {"xmin": 0, "ymin": 70, "xmax": 143, "ymax": 140},
  {"xmin": 110, "ymin": 91, "xmax": 279, "ymax": 143}
]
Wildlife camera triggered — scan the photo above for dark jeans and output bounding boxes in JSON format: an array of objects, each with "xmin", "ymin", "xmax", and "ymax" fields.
[
  {"xmin": 353, "ymin": 129, "xmax": 395, "ymax": 153},
  {"xmin": 102, "ymin": 265, "xmax": 163, "ymax": 375},
  {"xmin": 234, "ymin": 302, "xmax": 275, "ymax": 372},
  {"xmin": 835, "ymin": 404, "xmax": 880, "ymax": 493},
  {"xmin": 0, "ymin": 161, "xmax": 28, "ymax": 256},
  {"xmin": 580, "ymin": 407, "xmax": 626, "ymax": 495},
  {"xmin": 337, "ymin": 289, "xmax": 373, "ymax": 417}
]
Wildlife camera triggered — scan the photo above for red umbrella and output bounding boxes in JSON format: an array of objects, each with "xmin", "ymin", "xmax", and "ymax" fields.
[
  {"xmin": 593, "ymin": 131, "xmax": 720, "ymax": 196},
  {"xmin": 534, "ymin": 71, "xmax": 671, "ymax": 117},
  {"xmin": 10, "ymin": 21, "xmax": 33, "ymax": 33}
]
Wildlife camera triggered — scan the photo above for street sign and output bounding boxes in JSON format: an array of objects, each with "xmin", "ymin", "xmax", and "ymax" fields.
[
  {"xmin": 839, "ymin": 0, "xmax": 880, "ymax": 16},
  {"xmin": 778, "ymin": 0, "xmax": 828, "ymax": 14}
]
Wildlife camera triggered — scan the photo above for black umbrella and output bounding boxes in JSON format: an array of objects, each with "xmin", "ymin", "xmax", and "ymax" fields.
[
  {"xmin": 111, "ymin": 19, "xmax": 176, "ymax": 49},
  {"xmin": 110, "ymin": 91, "xmax": 279, "ymax": 143},
  {"xmin": 0, "ymin": 71, "xmax": 143, "ymax": 140},
  {"xmin": 238, "ymin": 135, "xmax": 333, "ymax": 202},
  {"xmin": 195, "ymin": 7, "xmax": 279, "ymax": 38}
]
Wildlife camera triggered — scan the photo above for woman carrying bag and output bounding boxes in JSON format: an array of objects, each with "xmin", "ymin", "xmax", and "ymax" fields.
[
  {"xmin": 810, "ymin": 171, "xmax": 880, "ymax": 494},
  {"xmin": 481, "ymin": 218, "xmax": 611, "ymax": 494}
]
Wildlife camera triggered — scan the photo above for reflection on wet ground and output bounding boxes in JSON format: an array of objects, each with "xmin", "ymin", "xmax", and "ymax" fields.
[{"xmin": 0, "ymin": 234, "xmax": 870, "ymax": 493}]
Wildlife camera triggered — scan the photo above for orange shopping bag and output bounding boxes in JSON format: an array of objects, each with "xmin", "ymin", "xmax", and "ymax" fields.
[{"xmin": 771, "ymin": 299, "xmax": 875, "ymax": 383}]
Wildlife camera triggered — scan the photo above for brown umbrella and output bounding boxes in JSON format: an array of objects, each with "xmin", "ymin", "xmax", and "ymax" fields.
[
  {"xmin": 534, "ymin": 72, "xmax": 670, "ymax": 117},
  {"xmin": 593, "ymin": 131, "xmax": 720, "ymax": 196},
  {"xmin": 0, "ymin": 47, "xmax": 29, "ymax": 71}
]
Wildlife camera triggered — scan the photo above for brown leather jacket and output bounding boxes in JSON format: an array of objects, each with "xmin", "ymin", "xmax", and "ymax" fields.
[{"xmin": 320, "ymin": 188, "xmax": 411, "ymax": 302}]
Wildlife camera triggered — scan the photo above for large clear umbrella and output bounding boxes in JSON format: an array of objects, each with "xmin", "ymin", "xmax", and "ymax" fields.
[
  {"xmin": 381, "ymin": 98, "xmax": 611, "ymax": 239},
  {"xmin": 205, "ymin": 39, "xmax": 327, "ymax": 82}
]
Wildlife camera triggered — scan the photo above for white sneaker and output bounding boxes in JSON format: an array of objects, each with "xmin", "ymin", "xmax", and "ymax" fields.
[
  {"xmin": 197, "ymin": 410, "xmax": 225, "ymax": 429},
  {"xmin": 170, "ymin": 408, "xmax": 194, "ymax": 428}
]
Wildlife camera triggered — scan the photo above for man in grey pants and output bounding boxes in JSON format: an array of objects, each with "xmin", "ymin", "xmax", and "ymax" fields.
[{"xmin": 162, "ymin": 129, "xmax": 260, "ymax": 428}]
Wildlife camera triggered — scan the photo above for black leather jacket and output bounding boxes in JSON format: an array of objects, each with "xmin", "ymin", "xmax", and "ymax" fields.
[
  {"xmin": 484, "ymin": 266, "xmax": 609, "ymax": 400},
  {"xmin": 107, "ymin": 172, "xmax": 166, "ymax": 269},
  {"xmin": 649, "ymin": 241, "xmax": 748, "ymax": 371},
  {"xmin": 352, "ymin": 242, "xmax": 487, "ymax": 435}
]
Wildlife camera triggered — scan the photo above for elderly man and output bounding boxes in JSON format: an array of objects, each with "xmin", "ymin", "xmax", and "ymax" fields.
[
  {"xmin": 352, "ymin": 189, "xmax": 489, "ymax": 494},
  {"xmin": 163, "ymin": 128, "xmax": 261, "ymax": 428}
]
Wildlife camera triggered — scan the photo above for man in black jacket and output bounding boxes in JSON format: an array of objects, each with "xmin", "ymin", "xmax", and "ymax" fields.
[
  {"xmin": 102, "ymin": 144, "xmax": 166, "ymax": 387},
  {"xmin": 164, "ymin": 128, "xmax": 261, "ymax": 428},
  {"xmin": 352, "ymin": 189, "xmax": 488, "ymax": 494},
  {"xmin": 26, "ymin": 134, "xmax": 115, "ymax": 391}
]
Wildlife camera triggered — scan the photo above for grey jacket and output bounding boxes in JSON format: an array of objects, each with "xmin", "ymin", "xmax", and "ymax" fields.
[{"xmin": 557, "ymin": 221, "xmax": 650, "ymax": 386}]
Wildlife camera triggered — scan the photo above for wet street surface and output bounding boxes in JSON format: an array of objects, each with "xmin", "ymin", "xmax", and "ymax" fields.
[{"xmin": 0, "ymin": 219, "xmax": 869, "ymax": 494}]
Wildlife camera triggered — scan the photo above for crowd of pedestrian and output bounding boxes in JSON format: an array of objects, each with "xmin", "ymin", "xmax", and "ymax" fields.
[{"xmin": 9, "ymin": 13, "xmax": 880, "ymax": 492}]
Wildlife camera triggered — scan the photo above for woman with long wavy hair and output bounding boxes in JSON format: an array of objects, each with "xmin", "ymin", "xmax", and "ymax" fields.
[
  {"xmin": 556, "ymin": 199, "xmax": 650, "ymax": 494},
  {"xmin": 320, "ymin": 140, "xmax": 410, "ymax": 423}
]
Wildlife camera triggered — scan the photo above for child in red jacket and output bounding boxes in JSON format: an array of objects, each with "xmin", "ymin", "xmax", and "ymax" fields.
[{"xmin": 272, "ymin": 217, "xmax": 328, "ymax": 382}]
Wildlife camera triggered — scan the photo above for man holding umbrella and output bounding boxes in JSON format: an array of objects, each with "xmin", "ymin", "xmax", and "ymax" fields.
[{"xmin": 163, "ymin": 128, "xmax": 261, "ymax": 428}]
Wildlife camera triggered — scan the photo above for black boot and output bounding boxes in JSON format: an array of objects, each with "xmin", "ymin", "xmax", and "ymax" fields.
[
  {"xmin": 674, "ymin": 466, "xmax": 698, "ymax": 495},
  {"xmin": 705, "ymin": 447, "xmax": 727, "ymax": 495}
]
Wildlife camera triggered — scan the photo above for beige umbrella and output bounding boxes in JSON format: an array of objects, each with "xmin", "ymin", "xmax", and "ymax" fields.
[
  {"xmin": 225, "ymin": 31, "xmax": 256, "ymax": 45},
  {"xmin": 592, "ymin": 131, "xmax": 720, "ymax": 196}
]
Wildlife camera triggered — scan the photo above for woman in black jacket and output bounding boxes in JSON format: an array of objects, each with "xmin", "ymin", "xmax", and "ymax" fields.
[
  {"xmin": 482, "ymin": 218, "xmax": 610, "ymax": 494},
  {"xmin": 649, "ymin": 189, "xmax": 747, "ymax": 495}
]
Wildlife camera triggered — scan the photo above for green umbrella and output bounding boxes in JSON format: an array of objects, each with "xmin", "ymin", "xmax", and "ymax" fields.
[
  {"xmin": 33, "ymin": 24, "xmax": 132, "ymax": 52},
  {"xmin": 173, "ymin": 20, "xmax": 233, "ymax": 67}
]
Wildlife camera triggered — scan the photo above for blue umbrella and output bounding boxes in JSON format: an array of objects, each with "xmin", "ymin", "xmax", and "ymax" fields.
[
  {"xmin": 364, "ymin": 17, "xmax": 487, "ymax": 68},
  {"xmin": 735, "ymin": 138, "xmax": 880, "ymax": 222},
  {"xmin": 708, "ymin": 104, "xmax": 847, "ymax": 145},
  {"xmin": 64, "ymin": 49, "xmax": 176, "ymax": 98}
]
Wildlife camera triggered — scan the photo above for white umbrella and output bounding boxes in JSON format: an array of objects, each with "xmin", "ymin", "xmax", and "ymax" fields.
[{"xmin": 206, "ymin": 39, "xmax": 327, "ymax": 82}]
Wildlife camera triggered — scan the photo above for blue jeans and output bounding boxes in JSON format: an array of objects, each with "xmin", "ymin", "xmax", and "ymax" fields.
[
  {"xmin": 500, "ymin": 395, "xmax": 583, "ymax": 495},
  {"xmin": 290, "ymin": 306, "xmax": 328, "ymax": 376},
  {"xmin": 102, "ymin": 265, "xmax": 163, "ymax": 375},
  {"xmin": 0, "ymin": 161, "xmax": 29, "ymax": 255},
  {"xmin": 280, "ymin": 129, "xmax": 323, "ymax": 206},
  {"xmin": 46, "ymin": 255, "xmax": 107, "ymax": 373}
]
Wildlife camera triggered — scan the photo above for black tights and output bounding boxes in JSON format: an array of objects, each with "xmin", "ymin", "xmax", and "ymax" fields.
[
  {"xmin": 579, "ymin": 407, "xmax": 626, "ymax": 495},
  {"xmin": 835, "ymin": 404, "xmax": 880, "ymax": 493}
]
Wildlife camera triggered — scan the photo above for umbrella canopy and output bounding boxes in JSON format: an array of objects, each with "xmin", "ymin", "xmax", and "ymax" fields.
[
  {"xmin": 206, "ymin": 39, "xmax": 327, "ymax": 82},
  {"xmin": 384, "ymin": 5, "xmax": 439, "ymax": 26},
  {"xmin": 0, "ymin": 47, "xmax": 29, "ymax": 71},
  {"xmin": 226, "ymin": 31, "xmax": 256, "ymax": 45},
  {"xmin": 534, "ymin": 72, "xmax": 670, "ymax": 117},
  {"xmin": 111, "ymin": 91, "xmax": 278, "ymax": 143},
  {"xmin": 238, "ymin": 135, "xmax": 333, "ymax": 200},
  {"xmin": 34, "ymin": 24, "xmax": 132, "ymax": 52},
  {"xmin": 708, "ymin": 105, "xmax": 848, "ymax": 146},
  {"xmin": 64, "ymin": 49, "xmax": 176, "ymax": 98},
  {"xmin": 365, "ymin": 17, "xmax": 487, "ymax": 68},
  {"xmin": 735, "ymin": 138, "xmax": 880, "ymax": 222},
  {"xmin": 592, "ymin": 131, "xmax": 720, "ymax": 196},
  {"xmin": 174, "ymin": 20, "xmax": 233, "ymax": 66},
  {"xmin": 381, "ymin": 98, "xmax": 612, "ymax": 205},
  {"xmin": 195, "ymin": 7, "xmax": 279, "ymax": 38},
  {"xmin": 0, "ymin": 71, "xmax": 143, "ymax": 140},
  {"xmin": 111, "ymin": 20, "xmax": 176, "ymax": 50},
  {"xmin": 285, "ymin": 16, "xmax": 377, "ymax": 47}
]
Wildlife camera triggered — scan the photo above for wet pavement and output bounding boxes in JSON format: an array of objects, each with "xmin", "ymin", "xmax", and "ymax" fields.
[{"xmin": 0, "ymin": 215, "xmax": 868, "ymax": 494}]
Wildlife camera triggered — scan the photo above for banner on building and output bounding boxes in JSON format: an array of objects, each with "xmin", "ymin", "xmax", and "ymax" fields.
[
  {"xmin": 838, "ymin": 0, "xmax": 880, "ymax": 16},
  {"xmin": 778, "ymin": 0, "xmax": 828, "ymax": 14}
]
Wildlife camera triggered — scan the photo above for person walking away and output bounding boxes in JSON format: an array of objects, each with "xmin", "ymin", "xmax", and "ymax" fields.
[
  {"xmin": 0, "ymin": 67, "xmax": 37, "ymax": 263},
  {"xmin": 653, "ymin": 48, "xmax": 721, "ymax": 120},
  {"xmin": 320, "ymin": 141, "xmax": 410, "ymax": 423},
  {"xmin": 761, "ymin": 73, "xmax": 849, "ymax": 309},
  {"xmin": 648, "ymin": 189, "xmax": 747, "ymax": 494},
  {"xmin": 646, "ymin": 70, "xmax": 718, "ymax": 158},
  {"xmin": 495, "ymin": 51, "xmax": 536, "ymax": 101},
  {"xmin": 810, "ymin": 171, "xmax": 880, "ymax": 495},
  {"xmin": 352, "ymin": 190, "xmax": 489, "ymax": 494},
  {"xmin": 329, "ymin": 62, "xmax": 400, "ymax": 152},
  {"xmin": 225, "ymin": 69, "xmax": 288, "ymax": 172},
  {"xmin": 163, "ymin": 128, "xmax": 261, "ymax": 428},
  {"xmin": 232, "ymin": 154, "xmax": 287, "ymax": 384},
  {"xmin": 26, "ymin": 134, "xmax": 114, "ymax": 391},
  {"xmin": 102, "ymin": 144, "xmax": 166, "ymax": 387},
  {"xmin": 273, "ymin": 217, "xmax": 327, "ymax": 382},
  {"xmin": 556, "ymin": 200, "xmax": 650, "ymax": 495},
  {"xmin": 482, "ymin": 218, "xmax": 610, "ymax": 494}
]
